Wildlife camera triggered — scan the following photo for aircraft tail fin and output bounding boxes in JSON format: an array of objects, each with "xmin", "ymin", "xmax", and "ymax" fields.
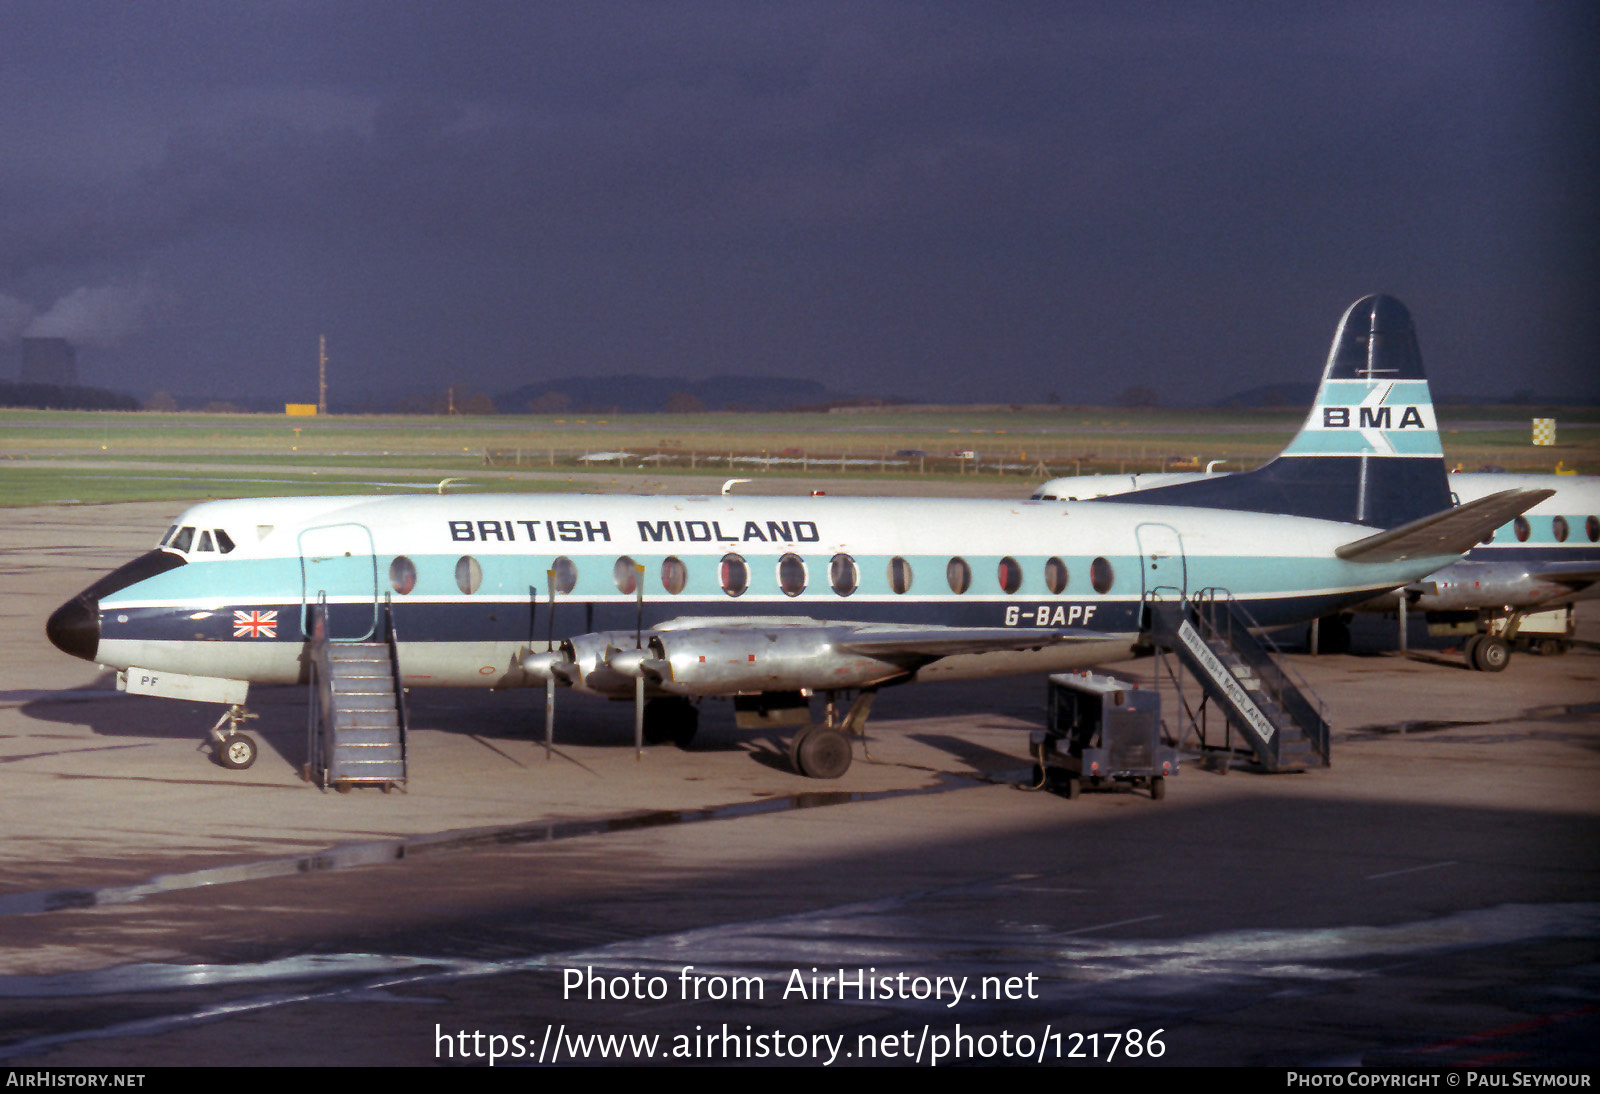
[{"xmin": 1130, "ymin": 294, "xmax": 1453, "ymax": 528}]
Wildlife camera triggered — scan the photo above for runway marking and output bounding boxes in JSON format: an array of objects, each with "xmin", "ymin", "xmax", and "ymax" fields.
[
  {"xmin": 1061, "ymin": 914, "xmax": 1163, "ymax": 936},
  {"xmin": 1366, "ymin": 860, "xmax": 1456, "ymax": 880}
]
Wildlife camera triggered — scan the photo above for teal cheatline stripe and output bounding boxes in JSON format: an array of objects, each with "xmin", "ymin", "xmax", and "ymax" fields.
[{"xmin": 1313, "ymin": 379, "xmax": 1433, "ymax": 406}]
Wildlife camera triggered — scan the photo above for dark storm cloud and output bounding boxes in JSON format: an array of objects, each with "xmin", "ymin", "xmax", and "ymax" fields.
[{"xmin": 0, "ymin": 1, "xmax": 1594, "ymax": 403}]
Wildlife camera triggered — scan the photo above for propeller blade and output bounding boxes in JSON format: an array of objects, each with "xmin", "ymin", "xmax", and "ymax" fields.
[{"xmin": 635, "ymin": 675, "xmax": 644, "ymax": 761}]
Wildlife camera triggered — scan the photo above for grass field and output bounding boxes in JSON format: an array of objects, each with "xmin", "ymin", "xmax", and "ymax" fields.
[{"xmin": 2, "ymin": 403, "xmax": 1594, "ymax": 507}]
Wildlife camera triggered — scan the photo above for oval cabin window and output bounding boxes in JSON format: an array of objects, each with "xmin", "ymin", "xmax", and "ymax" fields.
[
  {"xmin": 1044, "ymin": 557, "xmax": 1068, "ymax": 594},
  {"xmin": 830, "ymin": 553, "xmax": 858, "ymax": 597},
  {"xmin": 778, "ymin": 553, "xmax": 807, "ymax": 597},
  {"xmin": 551, "ymin": 556, "xmax": 578, "ymax": 595},
  {"xmin": 1090, "ymin": 556, "xmax": 1114, "ymax": 594},
  {"xmin": 613, "ymin": 555, "xmax": 638, "ymax": 594},
  {"xmin": 998, "ymin": 557, "xmax": 1022, "ymax": 594},
  {"xmin": 720, "ymin": 553, "xmax": 749, "ymax": 597},
  {"xmin": 888, "ymin": 556, "xmax": 913, "ymax": 594},
  {"xmin": 390, "ymin": 556, "xmax": 417, "ymax": 595},
  {"xmin": 947, "ymin": 557, "xmax": 971, "ymax": 594},
  {"xmin": 661, "ymin": 556, "xmax": 688, "ymax": 595}
]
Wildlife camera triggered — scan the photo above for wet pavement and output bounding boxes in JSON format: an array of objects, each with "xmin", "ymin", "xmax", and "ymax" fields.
[{"xmin": 1, "ymin": 502, "xmax": 1597, "ymax": 1067}]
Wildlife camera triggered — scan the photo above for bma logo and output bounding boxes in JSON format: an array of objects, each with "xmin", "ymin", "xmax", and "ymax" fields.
[{"xmin": 1322, "ymin": 406, "xmax": 1427, "ymax": 429}]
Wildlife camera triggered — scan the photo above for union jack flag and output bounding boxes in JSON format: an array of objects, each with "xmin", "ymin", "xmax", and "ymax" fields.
[{"xmin": 233, "ymin": 610, "xmax": 278, "ymax": 638}]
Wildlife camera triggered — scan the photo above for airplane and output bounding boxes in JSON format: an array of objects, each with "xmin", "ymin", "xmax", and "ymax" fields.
[
  {"xmin": 1030, "ymin": 471, "xmax": 1600, "ymax": 671},
  {"xmin": 47, "ymin": 295, "xmax": 1548, "ymax": 778}
]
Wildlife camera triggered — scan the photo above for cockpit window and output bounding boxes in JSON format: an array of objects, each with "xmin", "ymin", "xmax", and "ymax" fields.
[
  {"xmin": 196, "ymin": 530, "xmax": 215, "ymax": 552},
  {"xmin": 159, "ymin": 525, "xmax": 177, "ymax": 547},
  {"xmin": 170, "ymin": 526, "xmax": 195, "ymax": 553},
  {"xmin": 215, "ymin": 529, "xmax": 236, "ymax": 554}
]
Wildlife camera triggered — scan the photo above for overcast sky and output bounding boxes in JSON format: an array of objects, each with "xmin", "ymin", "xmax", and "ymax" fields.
[{"xmin": 1, "ymin": 2, "xmax": 1595, "ymax": 406}]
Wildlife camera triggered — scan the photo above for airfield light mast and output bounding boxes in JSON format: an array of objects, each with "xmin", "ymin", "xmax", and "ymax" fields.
[{"xmin": 318, "ymin": 335, "xmax": 328, "ymax": 416}]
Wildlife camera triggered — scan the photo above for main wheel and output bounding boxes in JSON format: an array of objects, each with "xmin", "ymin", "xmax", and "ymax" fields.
[
  {"xmin": 217, "ymin": 731, "xmax": 257, "ymax": 770},
  {"xmin": 1471, "ymin": 635, "xmax": 1510, "ymax": 672},
  {"xmin": 642, "ymin": 698, "xmax": 698, "ymax": 748},
  {"xmin": 1462, "ymin": 633, "xmax": 1483, "ymax": 669},
  {"xmin": 1317, "ymin": 615, "xmax": 1352, "ymax": 655},
  {"xmin": 792, "ymin": 725, "xmax": 852, "ymax": 779}
]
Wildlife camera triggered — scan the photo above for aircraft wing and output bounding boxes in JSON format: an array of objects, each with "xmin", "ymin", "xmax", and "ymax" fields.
[
  {"xmin": 1531, "ymin": 561, "xmax": 1600, "ymax": 591},
  {"xmin": 835, "ymin": 625, "xmax": 1102, "ymax": 664},
  {"xmin": 1335, "ymin": 488, "xmax": 1555, "ymax": 564}
]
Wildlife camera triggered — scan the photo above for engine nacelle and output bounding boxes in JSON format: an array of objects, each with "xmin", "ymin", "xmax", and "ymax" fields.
[
  {"xmin": 1407, "ymin": 560, "xmax": 1569, "ymax": 611},
  {"xmin": 647, "ymin": 625, "xmax": 903, "ymax": 695},
  {"xmin": 558, "ymin": 630, "xmax": 651, "ymax": 697}
]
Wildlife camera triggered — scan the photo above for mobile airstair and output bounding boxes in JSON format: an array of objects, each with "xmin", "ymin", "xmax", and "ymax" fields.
[
  {"xmin": 306, "ymin": 595, "xmax": 408, "ymax": 792},
  {"xmin": 1148, "ymin": 592, "xmax": 1329, "ymax": 772}
]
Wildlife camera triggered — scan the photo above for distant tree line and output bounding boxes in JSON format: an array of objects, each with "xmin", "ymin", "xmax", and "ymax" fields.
[{"xmin": 0, "ymin": 381, "xmax": 140, "ymax": 411}]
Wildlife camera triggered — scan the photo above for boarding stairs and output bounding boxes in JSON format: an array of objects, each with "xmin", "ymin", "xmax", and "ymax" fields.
[
  {"xmin": 1147, "ymin": 591, "xmax": 1329, "ymax": 772},
  {"xmin": 306, "ymin": 595, "xmax": 408, "ymax": 791}
]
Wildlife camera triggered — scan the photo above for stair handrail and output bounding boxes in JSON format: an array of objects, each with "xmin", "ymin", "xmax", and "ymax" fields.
[
  {"xmin": 381, "ymin": 592, "xmax": 409, "ymax": 782},
  {"xmin": 1190, "ymin": 588, "xmax": 1330, "ymax": 765},
  {"xmin": 307, "ymin": 592, "xmax": 335, "ymax": 788}
]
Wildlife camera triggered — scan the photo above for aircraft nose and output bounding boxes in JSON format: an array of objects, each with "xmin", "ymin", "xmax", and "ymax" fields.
[{"xmin": 47, "ymin": 594, "xmax": 100, "ymax": 663}]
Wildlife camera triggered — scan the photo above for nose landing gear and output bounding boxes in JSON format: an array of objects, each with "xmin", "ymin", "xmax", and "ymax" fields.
[{"xmin": 207, "ymin": 705, "xmax": 260, "ymax": 770}]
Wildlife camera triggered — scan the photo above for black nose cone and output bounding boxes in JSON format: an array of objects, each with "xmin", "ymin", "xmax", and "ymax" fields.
[{"xmin": 47, "ymin": 595, "xmax": 100, "ymax": 662}]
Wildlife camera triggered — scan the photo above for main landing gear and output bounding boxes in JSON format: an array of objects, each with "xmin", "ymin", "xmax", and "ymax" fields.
[
  {"xmin": 1462, "ymin": 634, "xmax": 1510, "ymax": 673},
  {"xmin": 1308, "ymin": 614, "xmax": 1352, "ymax": 655},
  {"xmin": 207, "ymin": 704, "xmax": 259, "ymax": 769},
  {"xmin": 641, "ymin": 697, "xmax": 699, "ymax": 748},
  {"xmin": 788, "ymin": 689, "xmax": 877, "ymax": 779}
]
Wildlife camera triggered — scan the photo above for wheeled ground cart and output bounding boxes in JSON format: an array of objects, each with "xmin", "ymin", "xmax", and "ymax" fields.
[{"xmin": 1030, "ymin": 672, "xmax": 1178, "ymax": 799}]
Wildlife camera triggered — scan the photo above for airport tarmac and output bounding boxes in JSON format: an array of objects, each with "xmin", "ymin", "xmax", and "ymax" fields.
[{"xmin": 1, "ymin": 501, "xmax": 1597, "ymax": 1067}]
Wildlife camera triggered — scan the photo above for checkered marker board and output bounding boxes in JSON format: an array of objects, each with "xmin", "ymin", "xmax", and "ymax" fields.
[{"xmin": 1532, "ymin": 418, "xmax": 1556, "ymax": 446}]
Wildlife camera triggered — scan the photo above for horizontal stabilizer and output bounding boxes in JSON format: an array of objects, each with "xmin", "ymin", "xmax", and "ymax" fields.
[{"xmin": 1335, "ymin": 489, "xmax": 1555, "ymax": 563}]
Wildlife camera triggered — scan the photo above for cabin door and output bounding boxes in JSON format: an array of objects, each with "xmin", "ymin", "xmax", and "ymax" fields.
[
  {"xmin": 1135, "ymin": 522, "xmax": 1187, "ymax": 603},
  {"xmin": 298, "ymin": 523, "xmax": 379, "ymax": 641}
]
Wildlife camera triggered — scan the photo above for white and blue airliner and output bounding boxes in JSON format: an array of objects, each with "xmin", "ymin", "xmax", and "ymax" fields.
[{"xmin": 48, "ymin": 296, "xmax": 1546, "ymax": 776}]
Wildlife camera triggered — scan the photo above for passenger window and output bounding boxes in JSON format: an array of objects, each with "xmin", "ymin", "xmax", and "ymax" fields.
[
  {"xmin": 1091, "ymin": 556, "xmax": 1114, "ymax": 594},
  {"xmin": 614, "ymin": 556, "xmax": 638, "ymax": 594},
  {"xmin": 947, "ymin": 557, "xmax": 971, "ymax": 594},
  {"xmin": 390, "ymin": 556, "xmax": 417, "ymax": 595},
  {"xmin": 1044, "ymin": 557, "xmax": 1068, "ymax": 594},
  {"xmin": 551, "ymin": 556, "xmax": 578, "ymax": 595},
  {"xmin": 456, "ymin": 556, "xmax": 482, "ymax": 594},
  {"xmin": 1552, "ymin": 516, "xmax": 1569, "ymax": 543},
  {"xmin": 171, "ymin": 526, "xmax": 195, "ymax": 553},
  {"xmin": 829, "ymin": 553, "xmax": 858, "ymax": 596},
  {"xmin": 997, "ymin": 556, "xmax": 1022, "ymax": 594},
  {"xmin": 778, "ymin": 553, "xmax": 807, "ymax": 597},
  {"xmin": 196, "ymin": 530, "xmax": 215, "ymax": 552},
  {"xmin": 720, "ymin": 553, "xmax": 748, "ymax": 597},
  {"xmin": 1588, "ymin": 516, "xmax": 1599, "ymax": 543},
  {"xmin": 215, "ymin": 530, "xmax": 236, "ymax": 554},
  {"xmin": 661, "ymin": 556, "xmax": 688, "ymax": 595},
  {"xmin": 888, "ymin": 556, "xmax": 913, "ymax": 594},
  {"xmin": 1513, "ymin": 516, "xmax": 1531, "ymax": 543}
]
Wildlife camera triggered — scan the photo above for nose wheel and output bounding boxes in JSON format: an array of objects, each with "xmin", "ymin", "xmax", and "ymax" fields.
[{"xmin": 207, "ymin": 705, "xmax": 260, "ymax": 770}]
